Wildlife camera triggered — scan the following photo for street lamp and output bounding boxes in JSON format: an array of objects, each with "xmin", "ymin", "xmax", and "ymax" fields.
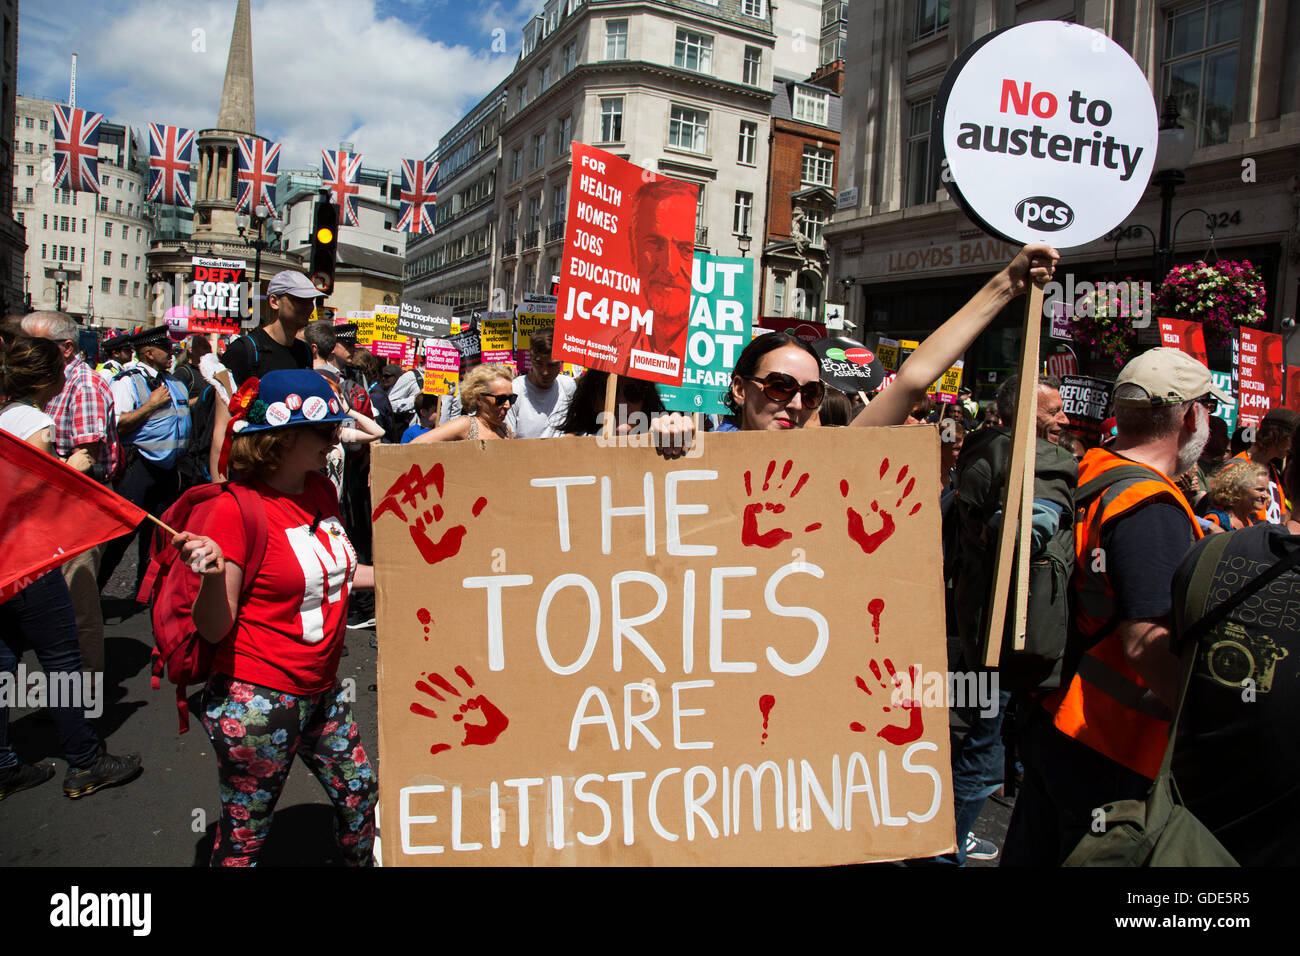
[
  {"xmin": 839, "ymin": 275, "xmax": 856, "ymax": 331},
  {"xmin": 236, "ymin": 203, "xmax": 283, "ymax": 323},
  {"xmin": 1153, "ymin": 96, "xmax": 1197, "ymax": 278},
  {"xmin": 23, "ymin": 271, "xmax": 30, "ymax": 309},
  {"xmin": 736, "ymin": 233, "xmax": 752, "ymax": 257},
  {"xmin": 54, "ymin": 269, "xmax": 68, "ymax": 311}
]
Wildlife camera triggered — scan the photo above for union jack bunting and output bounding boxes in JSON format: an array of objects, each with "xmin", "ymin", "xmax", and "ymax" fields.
[
  {"xmin": 52, "ymin": 105, "xmax": 103, "ymax": 194},
  {"xmin": 146, "ymin": 123, "xmax": 195, "ymax": 207},
  {"xmin": 395, "ymin": 158, "xmax": 439, "ymax": 235},
  {"xmin": 236, "ymin": 136, "xmax": 280, "ymax": 216},
  {"xmin": 321, "ymin": 148, "xmax": 363, "ymax": 227}
]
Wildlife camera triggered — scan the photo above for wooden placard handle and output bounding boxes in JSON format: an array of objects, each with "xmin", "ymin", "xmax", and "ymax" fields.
[
  {"xmin": 982, "ymin": 284, "xmax": 1045, "ymax": 667},
  {"xmin": 603, "ymin": 373, "xmax": 618, "ymax": 441}
]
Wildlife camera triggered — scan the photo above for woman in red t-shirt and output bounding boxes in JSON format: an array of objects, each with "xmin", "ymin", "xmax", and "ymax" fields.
[{"xmin": 172, "ymin": 369, "xmax": 377, "ymax": 866}]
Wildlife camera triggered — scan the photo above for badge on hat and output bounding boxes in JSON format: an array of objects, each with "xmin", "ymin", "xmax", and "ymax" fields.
[
  {"xmin": 284, "ymin": 394, "xmax": 303, "ymax": 411},
  {"xmin": 264, "ymin": 402, "xmax": 291, "ymax": 427},
  {"xmin": 303, "ymin": 396, "xmax": 328, "ymax": 421}
]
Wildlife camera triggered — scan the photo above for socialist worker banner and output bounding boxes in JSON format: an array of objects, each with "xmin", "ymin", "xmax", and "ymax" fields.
[
  {"xmin": 1157, "ymin": 317, "xmax": 1209, "ymax": 367},
  {"xmin": 554, "ymin": 143, "xmax": 696, "ymax": 386},
  {"xmin": 1239, "ymin": 327, "xmax": 1283, "ymax": 427},
  {"xmin": 190, "ymin": 256, "xmax": 246, "ymax": 334},
  {"xmin": 659, "ymin": 254, "xmax": 753, "ymax": 416}
]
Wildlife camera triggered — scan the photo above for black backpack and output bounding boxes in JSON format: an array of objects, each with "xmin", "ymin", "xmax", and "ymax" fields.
[{"xmin": 946, "ymin": 428, "xmax": 1154, "ymax": 692}]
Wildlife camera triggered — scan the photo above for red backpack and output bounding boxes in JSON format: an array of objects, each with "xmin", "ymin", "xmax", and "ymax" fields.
[{"xmin": 137, "ymin": 482, "xmax": 267, "ymax": 732}]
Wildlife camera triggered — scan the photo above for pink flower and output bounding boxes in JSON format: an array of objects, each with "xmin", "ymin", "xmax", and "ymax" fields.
[
  {"xmin": 247, "ymin": 758, "xmax": 280, "ymax": 778},
  {"xmin": 229, "ymin": 683, "xmax": 255, "ymax": 703},
  {"xmin": 219, "ymin": 718, "xmax": 245, "ymax": 739},
  {"xmin": 230, "ymin": 805, "xmax": 251, "ymax": 820},
  {"xmin": 230, "ymin": 774, "xmax": 259, "ymax": 793},
  {"xmin": 228, "ymin": 745, "xmax": 257, "ymax": 762}
]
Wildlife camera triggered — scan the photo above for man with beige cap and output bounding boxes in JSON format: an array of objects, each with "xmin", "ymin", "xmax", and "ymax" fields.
[{"xmin": 1003, "ymin": 347, "xmax": 1232, "ymax": 866}]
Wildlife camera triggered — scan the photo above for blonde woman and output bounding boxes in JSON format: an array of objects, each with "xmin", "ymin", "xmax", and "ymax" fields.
[
  {"xmin": 412, "ymin": 363, "xmax": 516, "ymax": 442},
  {"xmin": 1202, "ymin": 459, "xmax": 1269, "ymax": 531}
]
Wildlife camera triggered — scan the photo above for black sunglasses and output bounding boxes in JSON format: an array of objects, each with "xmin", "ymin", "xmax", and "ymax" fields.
[
  {"xmin": 1193, "ymin": 394, "xmax": 1218, "ymax": 414},
  {"xmin": 488, "ymin": 393, "xmax": 519, "ymax": 407},
  {"xmin": 747, "ymin": 373, "xmax": 825, "ymax": 410}
]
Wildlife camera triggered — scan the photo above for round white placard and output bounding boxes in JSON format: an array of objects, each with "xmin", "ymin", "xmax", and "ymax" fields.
[{"xmin": 937, "ymin": 21, "xmax": 1158, "ymax": 248}]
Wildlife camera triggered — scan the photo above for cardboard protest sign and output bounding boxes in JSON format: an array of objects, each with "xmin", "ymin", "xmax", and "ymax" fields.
[
  {"xmin": 422, "ymin": 340, "xmax": 460, "ymax": 396},
  {"xmin": 450, "ymin": 329, "xmax": 482, "ymax": 367},
  {"xmin": 1238, "ymin": 327, "xmax": 1283, "ymax": 427},
  {"xmin": 659, "ymin": 254, "xmax": 753, "ymax": 416},
  {"xmin": 480, "ymin": 317, "xmax": 516, "ymax": 374},
  {"xmin": 189, "ymin": 256, "xmax": 246, "ymax": 334},
  {"xmin": 812, "ymin": 337, "xmax": 885, "ymax": 397},
  {"xmin": 371, "ymin": 428, "xmax": 954, "ymax": 866},
  {"xmin": 398, "ymin": 299, "xmax": 453, "ymax": 340},
  {"xmin": 1158, "ymin": 317, "xmax": 1209, "ymax": 366},
  {"xmin": 1060, "ymin": 374, "xmax": 1111, "ymax": 442},
  {"xmin": 934, "ymin": 21, "xmax": 1158, "ymax": 248},
  {"xmin": 1044, "ymin": 346, "xmax": 1078, "ymax": 379},
  {"xmin": 554, "ymin": 143, "xmax": 695, "ymax": 385},
  {"xmin": 1211, "ymin": 370, "xmax": 1237, "ymax": 433},
  {"xmin": 515, "ymin": 312, "xmax": 557, "ymax": 373},
  {"xmin": 926, "ymin": 361, "xmax": 965, "ymax": 404},
  {"xmin": 344, "ymin": 311, "xmax": 375, "ymax": 347},
  {"xmin": 876, "ymin": 338, "xmax": 899, "ymax": 373}
]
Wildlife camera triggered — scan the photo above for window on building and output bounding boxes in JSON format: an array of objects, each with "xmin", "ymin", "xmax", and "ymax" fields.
[
  {"xmin": 80, "ymin": 248, "xmax": 85, "ymax": 263},
  {"xmin": 41, "ymin": 243, "xmax": 46, "ymax": 259},
  {"xmin": 738, "ymin": 120, "xmax": 757, "ymax": 165},
  {"xmin": 557, "ymin": 115, "xmax": 572, "ymax": 153},
  {"xmin": 115, "ymin": 199, "xmax": 122, "ymax": 213},
  {"xmin": 24, "ymin": 188, "xmax": 32, "ymax": 202},
  {"xmin": 119, "ymin": 279, "xmax": 127, "ymax": 296},
  {"xmin": 674, "ymin": 29, "xmax": 713, "ymax": 73},
  {"xmin": 104, "ymin": 221, "xmax": 112, "ymax": 237},
  {"xmin": 102, "ymin": 250, "xmax": 111, "ymax": 266},
  {"xmin": 101, "ymin": 277, "xmax": 110, "ymax": 293},
  {"xmin": 540, "ymin": 63, "xmax": 551, "ymax": 90},
  {"xmin": 120, "ymin": 253, "xmax": 127, "ymax": 267},
  {"xmin": 24, "ymin": 164, "xmax": 32, "ymax": 176},
  {"xmin": 915, "ymin": 0, "xmax": 950, "ymax": 39},
  {"xmin": 524, "ymin": 262, "xmax": 536, "ymax": 293},
  {"xmin": 135, "ymin": 256, "xmax": 140, "ymax": 268},
  {"xmin": 505, "ymin": 207, "xmax": 518, "ymax": 241},
  {"xmin": 802, "ymin": 146, "xmax": 833, "ymax": 186},
  {"xmin": 741, "ymin": 0, "xmax": 766, "ymax": 17},
  {"xmin": 801, "ymin": 210, "xmax": 826, "ymax": 245},
  {"xmin": 669, "ymin": 105, "xmax": 709, "ymax": 153},
  {"xmin": 904, "ymin": 97, "xmax": 938, "ymax": 206},
  {"xmin": 121, "ymin": 225, "xmax": 128, "ymax": 239},
  {"xmin": 733, "ymin": 191, "xmax": 753, "ymax": 235},
  {"xmin": 743, "ymin": 46, "xmax": 762, "ymax": 85},
  {"xmin": 133, "ymin": 282, "xmax": 140, "ymax": 297},
  {"xmin": 552, "ymin": 182, "xmax": 567, "ymax": 222},
  {"xmin": 600, "ymin": 97, "xmax": 624, "ymax": 142},
  {"xmin": 37, "ymin": 144, "xmax": 45, "ymax": 153},
  {"xmin": 81, "ymin": 219, "xmax": 87, "ymax": 232},
  {"xmin": 605, "ymin": 19, "xmax": 628, "ymax": 59},
  {"xmin": 518, "ymin": 84, "xmax": 529, "ymax": 112},
  {"xmin": 1162, "ymin": 0, "xmax": 1242, "ymax": 148},
  {"xmin": 527, "ymin": 195, "xmax": 542, "ymax": 233},
  {"xmin": 116, "ymin": 179, "xmax": 122, "ymax": 189},
  {"xmin": 99, "ymin": 196, "xmax": 107, "ymax": 211},
  {"xmin": 532, "ymin": 131, "xmax": 546, "ymax": 168},
  {"xmin": 773, "ymin": 276, "xmax": 785, "ymax": 314},
  {"xmin": 42, "ymin": 213, "xmax": 47, "ymax": 229},
  {"xmin": 15, "ymin": 212, "xmax": 21, "ymax": 225},
  {"xmin": 39, "ymin": 118, "xmax": 47, "ymax": 131},
  {"xmin": 511, "ymin": 147, "xmax": 523, "ymax": 180},
  {"xmin": 101, "ymin": 174, "xmax": 108, "ymax": 186},
  {"xmin": 23, "ymin": 116, "xmax": 31, "ymax": 128},
  {"xmin": 793, "ymin": 87, "xmax": 829, "ymax": 125},
  {"xmin": 136, "ymin": 228, "xmax": 142, "ymax": 241},
  {"xmin": 22, "ymin": 141, "xmax": 30, "ymax": 153}
]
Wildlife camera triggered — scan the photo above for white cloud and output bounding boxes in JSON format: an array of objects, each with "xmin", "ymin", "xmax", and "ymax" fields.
[{"xmin": 19, "ymin": 0, "xmax": 521, "ymax": 172}]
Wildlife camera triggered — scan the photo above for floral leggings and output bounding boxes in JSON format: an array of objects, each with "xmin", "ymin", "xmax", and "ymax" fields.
[{"xmin": 201, "ymin": 674, "xmax": 378, "ymax": 867}]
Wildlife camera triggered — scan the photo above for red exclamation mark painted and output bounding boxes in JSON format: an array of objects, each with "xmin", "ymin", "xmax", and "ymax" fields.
[
  {"xmin": 759, "ymin": 694, "xmax": 775, "ymax": 745},
  {"xmin": 867, "ymin": 598, "xmax": 885, "ymax": 641},
  {"xmin": 417, "ymin": 607, "xmax": 432, "ymax": 640}
]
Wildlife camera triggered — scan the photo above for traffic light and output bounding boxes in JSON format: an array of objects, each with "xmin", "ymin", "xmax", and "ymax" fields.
[{"xmin": 309, "ymin": 192, "xmax": 338, "ymax": 295}]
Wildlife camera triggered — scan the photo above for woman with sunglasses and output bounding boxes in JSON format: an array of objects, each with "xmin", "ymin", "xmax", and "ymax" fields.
[
  {"xmin": 412, "ymin": 363, "xmax": 516, "ymax": 443},
  {"xmin": 554, "ymin": 368, "xmax": 665, "ymax": 436},
  {"xmin": 170, "ymin": 369, "xmax": 378, "ymax": 866},
  {"xmin": 653, "ymin": 243, "xmax": 1059, "ymax": 452}
]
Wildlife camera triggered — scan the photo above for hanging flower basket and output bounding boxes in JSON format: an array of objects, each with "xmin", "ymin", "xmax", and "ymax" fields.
[
  {"xmin": 1067, "ymin": 278, "xmax": 1148, "ymax": 370},
  {"xmin": 1154, "ymin": 259, "xmax": 1267, "ymax": 348}
]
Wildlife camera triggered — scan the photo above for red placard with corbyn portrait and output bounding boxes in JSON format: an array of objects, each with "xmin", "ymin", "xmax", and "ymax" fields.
[{"xmin": 553, "ymin": 143, "xmax": 697, "ymax": 386}]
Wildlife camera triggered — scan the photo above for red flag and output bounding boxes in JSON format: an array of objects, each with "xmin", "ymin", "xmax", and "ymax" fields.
[{"xmin": 0, "ymin": 429, "xmax": 147, "ymax": 602}]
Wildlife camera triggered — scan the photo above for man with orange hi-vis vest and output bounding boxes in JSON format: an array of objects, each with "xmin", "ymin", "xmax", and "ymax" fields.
[{"xmin": 1002, "ymin": 348, "xmax": 1232, "ymax": 867}]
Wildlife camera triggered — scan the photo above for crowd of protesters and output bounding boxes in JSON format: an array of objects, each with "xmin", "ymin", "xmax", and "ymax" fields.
[{"xmin": 1, "ymin": 239, "xmax": 1295, "ymax": 868}]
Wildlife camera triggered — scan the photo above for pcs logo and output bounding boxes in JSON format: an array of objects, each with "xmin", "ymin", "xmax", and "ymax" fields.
[{"xmin": 1014, "ymin": 196, "xmax": 1074, "ymax": 232}]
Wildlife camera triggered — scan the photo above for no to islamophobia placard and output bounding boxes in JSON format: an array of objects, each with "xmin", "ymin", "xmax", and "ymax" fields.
[{"xmin": 935, "ymin": 21, "xmax": 1158, "ymax": 248}]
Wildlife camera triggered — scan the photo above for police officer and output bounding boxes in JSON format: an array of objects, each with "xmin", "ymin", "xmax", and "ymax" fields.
[
  {"xmin": 97, "ymin": 326, "xmax": 193, "ymax": 594},
  {"xmin": 96, "ymin": 332, "xmax": 134, "ymax": 383}
]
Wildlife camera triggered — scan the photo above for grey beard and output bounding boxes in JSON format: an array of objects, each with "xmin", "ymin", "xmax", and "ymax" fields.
[{"xmin": 1174, "ymin": 409, "xmax": 1211, "ymax": 476}]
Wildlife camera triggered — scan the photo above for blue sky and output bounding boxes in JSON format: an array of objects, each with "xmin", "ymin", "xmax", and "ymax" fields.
[{"xmin": 17, "ymin": 0, "xmax": 546, "ymax": 171}]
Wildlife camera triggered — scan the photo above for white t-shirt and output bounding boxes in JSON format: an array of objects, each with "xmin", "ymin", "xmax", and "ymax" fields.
[
  {"xmin": 507, "ymin": 374, "xmax": 576, "ymax": 439},
  {"xmin": 0, "ymin": 401, "xmax": 55, "ymax": 441}
]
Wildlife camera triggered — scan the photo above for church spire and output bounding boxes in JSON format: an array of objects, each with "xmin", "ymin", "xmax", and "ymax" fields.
[{"xmin": 215, "ymin": 0, "xmax": 255, "ymax": 133}]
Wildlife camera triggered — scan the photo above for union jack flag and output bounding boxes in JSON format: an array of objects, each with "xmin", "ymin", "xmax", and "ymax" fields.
[
  {"xmin": 321, "ymin": 148, "xmax": 363, "ymax": 227},
  {"xmin": 146, "ymin": 123, "xmax": 195, "ymax": 208},
  {"xmin": 52, "ymin": 105, "xmax": 103, "ymax": 194},
  {"xmin": 396, "ymin": 158, "xmax": 439, "ymax": 235},
  {"xmin": 236, "ymin": 136, "xmax": 280, "ymax": 216}
]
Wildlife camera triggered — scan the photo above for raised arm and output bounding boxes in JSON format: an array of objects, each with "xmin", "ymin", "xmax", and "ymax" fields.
[{"xmin": 855, "ymin": 243, "xmax": 1059, "ymax": 428}]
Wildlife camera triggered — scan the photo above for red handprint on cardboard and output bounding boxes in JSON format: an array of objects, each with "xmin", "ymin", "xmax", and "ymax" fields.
[
  {"xmin": 839, "ymin": 457, "xmax": 921, "ymax": 555},
  {"xmin": 740, "ymin": 458, "xmax": 822, "ymax": 548},
  {"xmin": 409, "ymin": 665, "xmax": 509, "ymax": 756},
  {"xmin": 373, "ymin": 461, "xmax": 487, "ymax": 565},
  {"xmin": 849, "ymin": 658, "xmax": 923, "ymax": 746}
]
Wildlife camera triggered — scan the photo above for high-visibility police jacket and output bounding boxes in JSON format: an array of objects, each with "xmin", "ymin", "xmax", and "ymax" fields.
[
  {"xmin": 117, "ymin": 366, "xmax": 191, "ymax": 468},
  {"xmin": 1042, "ymin": 447, "xmax": 1202, "ymax": 780}
]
